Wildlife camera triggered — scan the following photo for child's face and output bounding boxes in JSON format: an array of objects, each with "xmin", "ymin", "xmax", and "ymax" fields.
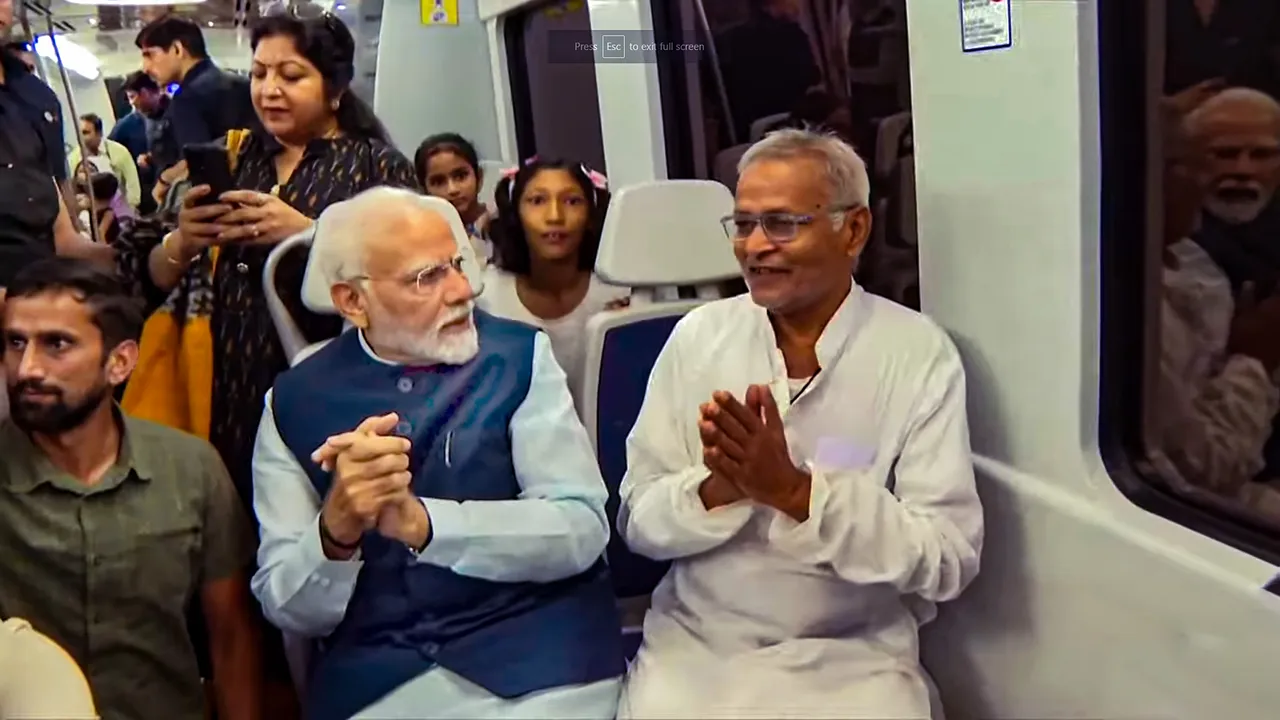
[
  {"xmin": 423, "ymin": 151, "xmax": 481, "ymax": 218},
  {"xmin": 518, "ymin": 168, "xmax": 590, "ymax": 264}
]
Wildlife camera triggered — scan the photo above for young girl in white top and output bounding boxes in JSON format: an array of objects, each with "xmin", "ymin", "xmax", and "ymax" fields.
[
  {"xmin": 414, "ymin": 133, "xmax": 494, "ymax": 264},
  {"xmin": 478, "ymin": 158, "xmax": 630, "ymax": 412}
]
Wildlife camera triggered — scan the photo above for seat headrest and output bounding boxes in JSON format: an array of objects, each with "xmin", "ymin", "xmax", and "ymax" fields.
[
  {"xmin": 301, "ymin": 191, "xmax": 483, "ymax": 313},
  {"xmin": 594, "ymin": 180, "xmax": 740, "ymax": 286},
  {"xmin": 478, "ymin": 160, "xmax": 505, "ymax": 211}
]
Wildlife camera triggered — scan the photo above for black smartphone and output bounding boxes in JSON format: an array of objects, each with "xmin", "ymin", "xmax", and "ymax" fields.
[{"xmin": 182, "ymin": 143, "xmax": 235, "ymax": 206}]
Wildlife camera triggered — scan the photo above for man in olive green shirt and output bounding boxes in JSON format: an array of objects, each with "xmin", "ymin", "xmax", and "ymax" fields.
[{"xmin": 0, "ymin": 258, "xmax": 263, "ymax": 720}]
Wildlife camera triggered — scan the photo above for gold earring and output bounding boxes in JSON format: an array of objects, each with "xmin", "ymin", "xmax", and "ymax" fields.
[{"xmin": 330, "ymin": 99, "xmax": 340, "ymax": 110}]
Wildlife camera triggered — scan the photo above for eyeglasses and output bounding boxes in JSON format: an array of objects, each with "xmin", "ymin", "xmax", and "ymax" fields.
[
  {"xmin": 351, "ymin": 255, "xmax": 482, "ymax": 296},
  {"xmin": 720, "ymin": 205, "xmax": 858, "ymax": 244}
]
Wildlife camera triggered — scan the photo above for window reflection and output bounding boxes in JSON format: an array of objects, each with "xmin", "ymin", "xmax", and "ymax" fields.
[{"xmin": 1145, "ymin": 0, "xmax": 1280, "ymax": 524}]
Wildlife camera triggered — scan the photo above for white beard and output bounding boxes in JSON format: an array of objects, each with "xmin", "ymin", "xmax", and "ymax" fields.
[
  {"xmin": 1203, "ymin": 183, "xmax": 1270, "ymax": 225},
  {"xmin": 369, "ymin": 303, "xmax": 480, "ymax": 366}
]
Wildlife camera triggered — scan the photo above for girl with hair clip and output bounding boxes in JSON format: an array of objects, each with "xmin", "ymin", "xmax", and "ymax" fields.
[
  {"xmin": 479, "ymin": 158, "xmax": 630, "ymax": 413},
  {"xmin": 414, "ymin": 132, "xmax": 494, "ymax": 265}
]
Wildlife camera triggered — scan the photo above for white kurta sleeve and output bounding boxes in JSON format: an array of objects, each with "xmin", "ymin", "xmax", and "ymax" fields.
[
  {"xmin": 767, "ymin": 338, "xmax": 983, "ymax": 602},
  {"xmin": 617, "ymin": 320, "xmax": 755, "ymax": 562},
  {"xmin": 250, "ymin": 392, "xmax": 362, "ymax": 637}
]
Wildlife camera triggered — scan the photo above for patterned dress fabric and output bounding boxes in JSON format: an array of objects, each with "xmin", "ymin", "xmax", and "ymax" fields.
[{"xmin": 209, "ymin": 133, "xmax": 418, "ymax": 505}]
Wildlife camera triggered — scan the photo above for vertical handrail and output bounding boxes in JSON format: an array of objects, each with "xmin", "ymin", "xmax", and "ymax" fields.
[
  {"xmin": 691, "ymin": 0, "xmax": 737, "ymax": 146},
  {"xmin": 17, "ymin": 9, "xmax": 48, "ymax": 84},
  {"xmin": 27, "ymin": 4, "xmax": 101, "ymax": 245}
]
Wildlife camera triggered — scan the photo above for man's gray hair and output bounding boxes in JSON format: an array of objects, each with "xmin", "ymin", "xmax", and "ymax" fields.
[
  {"xmin": 1185, "ymin": 87, "xmax": 1280, "ymax": 138},
  {"xmin": 738, "ymin": 128, "xmax": 871, "ymax": 208},
  {"xmin": 311, "ymin": 186, "xmax": 428, "ymax": 285}
]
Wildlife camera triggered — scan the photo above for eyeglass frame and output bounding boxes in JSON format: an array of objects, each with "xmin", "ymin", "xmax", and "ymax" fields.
[
  {"xmin": 347, "ymin": 254, "xmax": 482, "ymax": 297},
  {"xmin": 720, "ymin": 204, "xmax": 861, "ymax": 245}
]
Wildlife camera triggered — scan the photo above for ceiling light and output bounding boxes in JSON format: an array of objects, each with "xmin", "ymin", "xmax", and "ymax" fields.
[
  {"xmin": 65, "ymin": 1, "xmax": 207, "ymax": 6},
  {"xmin": 34, "ymin": 35, "xmax": 102, "ymax": 81}
]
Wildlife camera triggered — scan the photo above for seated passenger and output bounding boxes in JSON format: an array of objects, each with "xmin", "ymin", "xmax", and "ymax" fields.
[
  {"xmin": 616, "ymin": 129, "xmax": 983, "ymax": 719},
  {"xmin": 250, "ymin": 187, "xmax": 625, "ymax": 720},
  {"xmin": 478, "ymin": 159, "xmax": 630, "ymax": 412},
  {"xmin": 415, "ymin": 133, "xmax": 493, "ymax": 264},
  {"xmin": 0, "ymin": 258, "xmax": 262, "ymax": 720}
]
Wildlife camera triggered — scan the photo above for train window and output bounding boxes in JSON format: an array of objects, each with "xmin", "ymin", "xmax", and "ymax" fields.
[
  {"xmin": 1099, "ymin": 0, "xmax": 1280, "ymax": 558},
  {"xmin": 652, "ymin": 0, "xmax": 918, "ymax": 310},
  {"xmin": 504, "ymin": 0, "xmax": 607, "ymax": 171}
]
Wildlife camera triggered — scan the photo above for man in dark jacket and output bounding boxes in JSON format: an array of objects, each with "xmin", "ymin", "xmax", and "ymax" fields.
[{"xmin": 134, "ymin": 16, "xmax": 258, "ymax": 171}]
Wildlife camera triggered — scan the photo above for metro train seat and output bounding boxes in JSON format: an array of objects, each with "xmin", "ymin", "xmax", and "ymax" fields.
[
  {"xmin": 713, "ymin": 143, "xmax": 750, "ymax": 189},
  {"xmin": 874, "ymin": 111, "xmax": 911, "ymax": 182},
  {"xmin": 264, "ymin": 225, "xmax": 324, "ymax": 367},
  {"xmin": 749, "ymin": 112, "xmax": 792, "ymax": 141},
  {"xmin": 0, "ymin": 617, "xmax": 96, "ymax": 719},
  {"xmin": 582, "ymin": 181, "xmax": 740, "ymax": 633},
  {"xmin": 478, "ymin": 159, "xmax": 505, "ymax": 210}
]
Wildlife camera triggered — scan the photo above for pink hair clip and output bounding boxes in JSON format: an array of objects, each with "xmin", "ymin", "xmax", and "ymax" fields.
[
  {"xmin": 585, "ymin": 168, "xmax": 608, "ymax": 190},
  {"xmin": 500, "ymin": 155, "xmax": 540, "ymax": 181}
]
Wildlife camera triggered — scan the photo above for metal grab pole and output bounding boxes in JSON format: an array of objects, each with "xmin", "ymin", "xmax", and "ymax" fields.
[
  {"xmin": 32, "ymin": 6, "xmax": 101, "ymax": 245},
  {"xmin": 17, "ymin": 9, "xmax": 48, "ymax": 84},
  {"xmin": 692, "ymin": 0, "xmax": 737, "ymax": 146}
]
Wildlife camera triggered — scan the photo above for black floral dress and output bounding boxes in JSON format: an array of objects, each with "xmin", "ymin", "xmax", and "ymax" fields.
[{"xmin": 210, "ymin": 132, "xmax": 418, "ymax": 506}]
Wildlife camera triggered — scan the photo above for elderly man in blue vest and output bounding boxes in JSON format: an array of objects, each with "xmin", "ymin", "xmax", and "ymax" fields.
[{"xmin": 249, "ymin": 187, "xmax": 626, "ymax": 720}]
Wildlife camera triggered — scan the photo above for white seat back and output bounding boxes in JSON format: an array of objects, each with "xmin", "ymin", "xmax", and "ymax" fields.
[
  {"xmin": 263, "ymin": 226, "xmax": 319, "ymax": 366},
  {"xmin": 0, "ymin": 617, "xmax": 97, "ymax": 719},
  {"xmin": 479, "ymin": 159, "xmax": 506, "ymax": 211},
  {"xmin": 582, "ymin": 180, "xmax": 739, "ymax": 608}
]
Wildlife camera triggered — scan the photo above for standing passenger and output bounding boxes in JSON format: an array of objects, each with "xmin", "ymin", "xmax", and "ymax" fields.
[
  {"xmin": 616, "ymin": 129, "xmax": 983, "ymax": 719},
  {"xmin": 134, "ymin": 16, "xmax": 258, "ymax": 170},
  {"xmin": 129, "ymin": 14, "xmax": 417, "ymax": 714},
  {"xmin": 478, "ymin": 159, "xmax": 629, "ymax": 412},
  {"xmin": 415, "ymin": 133, "xmax": 493, "ymax": 263}
]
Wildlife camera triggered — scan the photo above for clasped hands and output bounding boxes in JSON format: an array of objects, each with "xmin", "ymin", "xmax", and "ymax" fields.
[
  {"xmin": 697, "ymin": 384, "xmax": 811, "ymax": 521},
  {"xmin": 311, "ymin": 413, "xmax": 429, "ymax": 559}
]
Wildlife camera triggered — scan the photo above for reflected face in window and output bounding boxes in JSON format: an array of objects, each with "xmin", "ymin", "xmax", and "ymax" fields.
[
  {"xmin": 517, "ymin": 168, "xmax": 590, "ymax": 265},
  {"xmin": 423, "ymin": 151, "xmax": 481, "ymax": 220},
  {"xmin": 139, "ymin": 45, "xmax": 184, "ymax": 87},
  {"xmin": 2, "ymin": 292, "xmax": 127, "ymax": 435},
  {"xmin": 1194, "ymin": 108, "xmax": 1280, "ymax": 226},
  {"xmin": 251, "ymin": 35, "xmax": 332, "ymax": 144},
  {"xmin": 733, "ymin": 157, "xmax": 865, "ymax": 315}
]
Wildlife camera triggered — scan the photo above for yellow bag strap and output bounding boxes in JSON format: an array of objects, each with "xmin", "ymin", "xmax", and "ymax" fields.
[{"xmin": 226, "ymin": 129, "xmax": 250, "ymax": 174}]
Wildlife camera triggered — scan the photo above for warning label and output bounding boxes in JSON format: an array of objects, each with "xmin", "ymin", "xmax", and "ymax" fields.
[{"xmin": 960, "ymin": 0, "xmax": 1012, "ymax": 53}]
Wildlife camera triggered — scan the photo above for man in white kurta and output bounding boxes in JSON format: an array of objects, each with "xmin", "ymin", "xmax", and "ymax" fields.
[{"xmin": 616, "ymin": 129, "xmax": 984, "ymax": 719}]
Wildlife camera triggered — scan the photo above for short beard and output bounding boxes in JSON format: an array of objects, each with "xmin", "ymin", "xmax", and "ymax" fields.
[{"xmin": 8, "ymin": 380, "xmax": 112, "ymax": 435}]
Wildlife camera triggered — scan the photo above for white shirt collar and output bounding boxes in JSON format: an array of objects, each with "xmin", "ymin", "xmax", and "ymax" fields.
[
  {"xmin": 755, "ymin": 283, "xmax": 868, "ymax": 374},
  {"xmin": 356, "ymin": 329, "xmax": 398, "ymax": 366}
]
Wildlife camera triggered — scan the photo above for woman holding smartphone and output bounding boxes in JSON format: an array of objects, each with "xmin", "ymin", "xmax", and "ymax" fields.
[{"xmin": 130, "ymin": 11, "xmax": 417, "ymax": 717}]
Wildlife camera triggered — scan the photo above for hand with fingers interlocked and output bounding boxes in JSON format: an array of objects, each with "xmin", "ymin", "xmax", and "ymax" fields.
[
  {"xmin": 311, "ymin": 412, "xmax": 429, "ymax": 557},
  {"xmin": 697, "ymin": 384, "xmax": 812, "ymax": 521}
]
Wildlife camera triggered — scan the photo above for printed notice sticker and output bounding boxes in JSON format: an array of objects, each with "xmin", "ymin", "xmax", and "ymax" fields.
[{"xmin": 960, "ymin": 0, "xmax": 1012, "ymax": 53}]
